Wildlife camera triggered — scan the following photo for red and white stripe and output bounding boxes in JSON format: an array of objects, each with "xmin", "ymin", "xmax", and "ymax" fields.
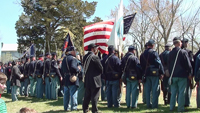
[{"xmin": 83, "ymin": 20, "xmax": 115, "ymax": 54}]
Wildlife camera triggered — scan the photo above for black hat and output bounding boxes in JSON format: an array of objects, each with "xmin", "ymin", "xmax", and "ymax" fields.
[
  {"xmin": 87, "ymin": 43, "xmax": 99, "ymax": 51},
  {"xmin": 8, "ymin": 61, "xmax": 12, "ymax": 64},
  {"xmin": 12, "ymin": 60, "xmax": 16, "ymax": 65},
  {"xmin": 30, "ymin": 55, "xmax": 35, "ymax": 58},
  {"xmin": 66, "ymin": 46, "xmax": 75, "ymax": 52},
  {"xmin": 173, "ymin": 37, "xmax": 181, "ymax": 42},
  {"xmin": 182, "ymin": 38, "xmax": 189, "ymax": 43},
  {"xmin": 128, "ymin": 46, "xmax": 136, "ymax": 51},
  {"xmin": 39, "ymin": 54, "xmax": 43, "ymax": 57},
  {"xmin": 108, "ymin": 45, "xmax": 115, "ymax": 53},
  {"xmin": 165, "ymin": 44, "xmax": 171, "ymax": 47},
  {"xmin": 51, "ymin": 52, "xmax": 57, "ymax": 56},
  {"xmin": 45, "ymin": 52, "xmax": 51, "ymax": 56},
  {"xmin": 147, "ymin": 39, "xmax": 155, "ymax": 46},
  {"xmin": 145, "ymin": 43, "xmax": 148, "ymax": 47}
]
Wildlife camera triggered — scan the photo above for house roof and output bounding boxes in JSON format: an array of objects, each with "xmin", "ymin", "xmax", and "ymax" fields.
[{"xmin": 1, "ymin": 44, "xmax": 18, "ymax": 52}]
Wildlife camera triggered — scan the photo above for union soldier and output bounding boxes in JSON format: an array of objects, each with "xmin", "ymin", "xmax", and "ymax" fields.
[
  {"xmin": 159, "ymin": 44, "xmax": 171, "ymax": 105},
  {"xmin": 44, "ymin": 52, "xmax": 51, "ymax": 99},
  {"xmin": 77, "ymin": 54, "xmax": 85, "ymax": 105},
  {"xmin": 28, "ymin": 55, "xmax": 37, "ymax": 97},
  {"xmin": 24, "ymin": 56, "xmax": 30, "ymax": 97},
  {"xmin": 140, "ymin": 43, "xmax": 148, "ymax": 104},
  {"xmin": 121, "ymin": 46, "xmax": 142, "ymax": 108},
  {"xmin": 57, "ymin": 59, "xmax": 64, "ymax": 97},
  {"xmin": 140, "ymin": 39, "xmax": 164, "ymax": 109},
  {"xmin": 102, "ymin": 45, "xmax": 122, "ymax": 108},
  {"xmin": 50, "ymin": 52, "xmax": 63, "ymax": 100},
  {"xmin": 101, "ymin": 53, "xmax": 108, "ymax": 101},
  {"xmin": 168, "ymin": 37, "xmax": 192, "ymax": 112},
  {"xmin": 194, "ymin": 50, "xmax": 200, "ymax": 108},
  {"xmin": 35, "ymin": 54, "xmax": 44, "ymax": 99},
  {"xmin": 61, "ymin": 47, "xmax": 80, "ymax": 111},
  {"xmin": 82, "ymin": 43, "xmax": 103, "ymax": 113},
  {"xmin": 11, "ymin": 60, "xmax": 24, "ymax": 101},
  {"xmin": 6, "ymin": 61, "xmax": 12, "ymax": 94},
  {"xmin": 18, "ymin": 59, "xmax": 25, "ymax": 96},
  {"xmin": 182, "ymin": 38, "xmax": 194, "ymax": 107}
]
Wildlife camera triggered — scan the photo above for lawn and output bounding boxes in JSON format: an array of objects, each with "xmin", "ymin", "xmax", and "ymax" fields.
[{"xmin": 2, "ymin": 88, "xmax": 200, "ymax": 113}]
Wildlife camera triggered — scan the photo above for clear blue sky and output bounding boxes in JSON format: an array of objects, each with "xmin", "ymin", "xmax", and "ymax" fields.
[{"xmin": 0, "ymin": 0, "xmax": 129, "ymax": 45}]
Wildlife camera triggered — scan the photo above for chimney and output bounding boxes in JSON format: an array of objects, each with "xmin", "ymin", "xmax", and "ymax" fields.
[{"xmin": 1, "ymin": 43, "xmax": 3, "ymax": 48}]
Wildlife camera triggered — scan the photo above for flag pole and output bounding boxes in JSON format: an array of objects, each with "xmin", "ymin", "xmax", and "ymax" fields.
[{"xmin": 82, "ymin": 27, "xmax": 85, "ymax": 56}]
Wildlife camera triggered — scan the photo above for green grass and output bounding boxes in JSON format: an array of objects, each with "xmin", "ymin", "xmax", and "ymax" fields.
[{"xmin": 2, "ymin": 89, "xmax": 200, "ymax": 113}]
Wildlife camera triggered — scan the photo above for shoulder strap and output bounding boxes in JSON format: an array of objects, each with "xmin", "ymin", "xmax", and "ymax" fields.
[
  {"xmin": 169, "ymin": 49, "xmax": 181, "ymax": 79},
  {"xmin": 83, "ymin": 54, "xmax": 93, "ymax": 75},
  {"xmin": 33, "ymin": 61, "xmax": 39, "ymax": 75},
  {"xmin": 65, "ymin": 56, "xmax": 71, "ymax": 76},
  {"xmin": 105, "ymin": 54, "xmax": 114, "ymax": 72},
  {"xmin": 123, "ymin": 55, "xmax": 134, "ymax": 72}
]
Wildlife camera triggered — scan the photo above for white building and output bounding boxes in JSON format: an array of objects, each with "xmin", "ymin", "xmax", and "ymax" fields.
[{"xmin": 1, "ymin": 43, "xmax": 22, "ymax": 63}]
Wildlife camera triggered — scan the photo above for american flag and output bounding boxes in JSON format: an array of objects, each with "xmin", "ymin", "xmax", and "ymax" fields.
[{"xmin": 83, "ymin": 13, "xmax": 136, "ymax": 54}]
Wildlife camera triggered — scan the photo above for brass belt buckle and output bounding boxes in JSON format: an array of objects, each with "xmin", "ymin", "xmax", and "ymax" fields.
[
  {"xmin": 131, "ymin": 76, "xmax": 135, "ymax": 79},
  {"xmin": 47, "ymin": 74, "xmax": 49, "ymax": 77},
  {"xmin": 38, "ymin": 75, "xmax": 41, "ymax": 78},
  {"xmin": 51, "ymin": 75, "xmax": 54, "ymax": 78},
  {"xmin": 153, "ymin": 71, "xmax": 156, "ymax": 74}
]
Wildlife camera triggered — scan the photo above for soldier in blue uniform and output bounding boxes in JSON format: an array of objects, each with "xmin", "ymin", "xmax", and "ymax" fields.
[
  {"xmin": 50, "ymin": 52, "xmax": 63, "ymax": 100},
  {"xmin": 18, "ymin": 60, "xmax": 25, "ymax": 96},
  {"xmin": 28, "ymin": 55, "xmax": 37, "ymax": 97},
  {"xmin": 101, "ymin": 53, "xmax": 108, "ymax": 101},
  {"xmin": 35, "ymin": 54, "xmax": 44, "ymax": 99},
  {"xmin": 24, "ymin": 56, "xmax": 30, "ymax": 97},
  {"xmin": 44, "ymin": 52, "xmax": 51, "ymax": 99},
  {"xmin": 77, "ymin": 54, "xmax": 85, "ymax": 105},
  {"xmin": 182, "ymin": 38, "xmax": 194, "ymax": 107},
  {"xmin": 57, "ymin": 59, "xmax": 64, "ymax": 97},
  {"xmin": 159, "ymin": 44, "xmax": 171, "ymax": 105},
  {"xmin": 194, "ymin": 51, "xmax": 200, "ymax": 108},
  {"xmin": 168, "ymin": 37, "xmax": 192, "ymax": 112},
  {"xmin": 102, "ymin": 45, "xmax": 122, "ymax": 108},
  {"xmin": 121, "ymin": 46, "xmax": 142, "ymax": 108},
  {"xmin": 140, "ymin": 39, "xmax": 164, "ymax": 109},
  {"xmin": 6, "ymin": 62, "xmax": 12, "ymax": 94},
  {"xmin": 140, "ymin": 43, "xmax": 148, "ymax": 104},
  {"xmin": 62, "ymin": 47, "xmax": 80, "ymax": 111}
]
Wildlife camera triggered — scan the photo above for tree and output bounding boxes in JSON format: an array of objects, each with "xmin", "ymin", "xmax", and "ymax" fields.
[{"xmin": 16, "ymin": 0, "xmax": 101, "ymax": 56}]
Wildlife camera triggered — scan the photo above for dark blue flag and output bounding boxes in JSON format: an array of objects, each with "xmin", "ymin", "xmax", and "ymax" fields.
[
  {"xmin": 123, "ymin": 13, "xmax": 136, "ymax": 34},
  {"xmin": 61, "ymin": 33, "xmax": 73, "ymax": 57},
  {"xmin": 30, "ymin": 44, "xmax": 35, "ymax": 56}
]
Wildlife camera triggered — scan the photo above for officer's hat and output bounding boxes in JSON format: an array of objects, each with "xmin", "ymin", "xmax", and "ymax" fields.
[
  {"xmin": 181, "ymin": 38, "xmax": 189, "ymax": 43},
  {"xmin": 108, "ymin": 45, "xmax": 115, "ymax": 53},
  {"xmin": 51, "ymin": 52, "xmax": 57, "ymax": 56},
  {"xmin": 30, "ymin": 55, "xmax": 35, "ymax": 58},
  {"xmin": 45, "ymin": 52, "xmax": 51, "ymax": 56},
  {"xmin": 165, "ymin": 44, "xmax": 171, "ymax": 47},
  {"xmin": 87, "ymin": 43, "xmax": 99, "ymax": 51},
  {"xmin": 128, "ymin": 46, "xmax": 136, "ymax": 51},
  {"xmin": 39, "ymin": 54, "xmax": 43, "ymax": 57},
  {"xmin": 66, "ymin": 46, "xmax": 75, "ymax": 52},
  {"xmin": 26, "ymin": 55, "xmax": 30, "ymax": 60},
  {"xmin": 147, "ymin": 39, "xmax": 155, "ymax": 46},
  {"xmin": 173, "ymin": 37, "xmax": 181, "ymax": 42}
]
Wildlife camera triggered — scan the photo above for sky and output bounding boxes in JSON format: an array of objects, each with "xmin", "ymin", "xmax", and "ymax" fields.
[{"xmin": 0, "ymin": 0, "xmax": 129, "ymax": 45}]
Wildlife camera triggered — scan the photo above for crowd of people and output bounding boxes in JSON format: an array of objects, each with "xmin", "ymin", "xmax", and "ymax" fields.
[{"xmin": 1, "ymin": 37, "xmax": 200, "ymax": 113}]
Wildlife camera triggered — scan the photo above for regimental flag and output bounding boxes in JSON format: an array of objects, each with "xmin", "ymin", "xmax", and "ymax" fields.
[
  {"xmin": 83, "ymin": 13, "xmax": 136, "ymax": 54},
  {"xmin": 20, "ymin": 44, "xmax": 35, "ymax": 58},
  {"xmin": 61, "ymin": 33, "xmax": 73, "ymax": 57},
  {"xmin": 107, "ymin": 0, "xmax": 124, "ymax": 51},
  {"xmin": 124, "ymin": 13, "xmax": 136, "ymax": 35}
]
